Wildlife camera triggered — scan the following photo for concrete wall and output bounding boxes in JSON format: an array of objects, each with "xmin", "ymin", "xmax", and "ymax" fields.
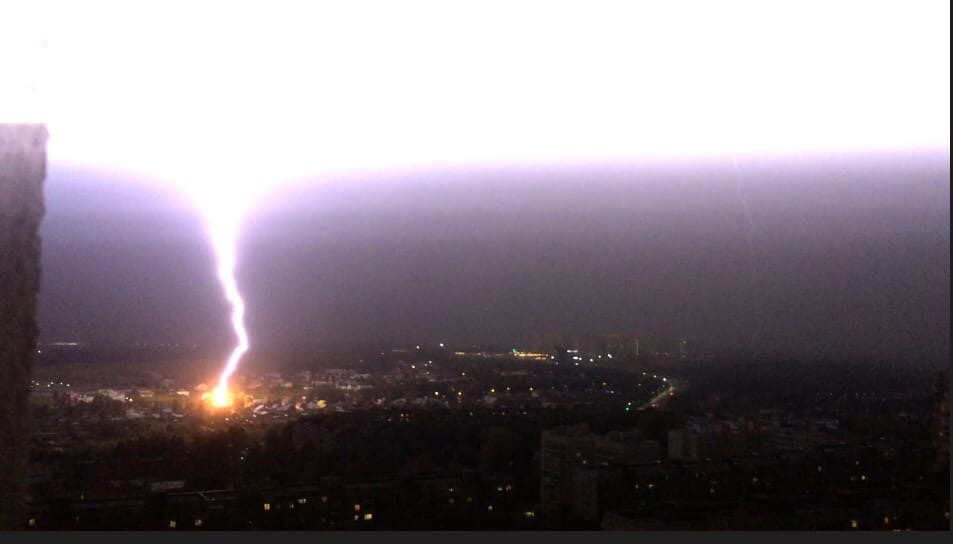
[{"xmin": 0, "ymin": 124, "xmax": 47, "ymax": 529}]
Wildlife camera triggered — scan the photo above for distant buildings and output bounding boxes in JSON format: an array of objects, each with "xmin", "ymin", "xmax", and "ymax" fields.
[
  {"xmin": 528, "ymin": 332, "xmax": 690, "ymax": 359},
  {"xmin": 667, "ymin": 413, "xmax": 838, "ymax": 463},
  {"xmin": 98, "ymin": 389, "xmax": 128, "ymax": 402}
]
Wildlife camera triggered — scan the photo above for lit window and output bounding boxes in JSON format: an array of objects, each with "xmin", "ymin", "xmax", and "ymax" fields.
[
  {"xmin": 850, "ymin": 520, "xmax": 858, "ymax": 528},
  {"xmin": 488, "ymin": 505, "xmax": 494, "ymax": 512},
  {"xmin": 28, "ymin": 518, "xmax": 36, "ymax": 528},
  {"xmin": 363, "ymin": 513, "xmax": 373, "ymax": 521},
  {"xmin": 354, "ymin": 504, "xmax": 360, "ymax": 511},
  {"xmin": 525, "ymin": 511, "xmax": 535, "ymax": 518},
  {"xmin": 169, "ymin": 520, "xmax": 177, "ymax": 528},
  {"xmin": 321, "ymin": 496, "xmax": 328, "ymax": 503},
  {"xmin": 297, "ymin": 498, "xmax": 307, "ymax": 504},
  {"xmin": 194, "ymin": 519, "xmax": 203, "ymax": 527},
  {"xmin": 263, "ymin": 503, "xmax": 271, "ymax": 511}
]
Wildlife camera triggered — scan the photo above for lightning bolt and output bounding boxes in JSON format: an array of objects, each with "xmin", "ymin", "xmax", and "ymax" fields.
[
  {"xmin": 207, "ymin": 207, "xmax": 248, "ymax": 408},
  {"xmin": 731, "ymin": 154, "xmax": 762, "ymax": 358}
]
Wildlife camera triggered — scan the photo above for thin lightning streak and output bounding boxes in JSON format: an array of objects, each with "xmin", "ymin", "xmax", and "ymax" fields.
[
  {"xmin": 731, "ymin": 154, "xmax": 762, "ymax": 357},
  {"xmin": 731, "ymin": 154, "xmax": 756, "ymax": 261}
]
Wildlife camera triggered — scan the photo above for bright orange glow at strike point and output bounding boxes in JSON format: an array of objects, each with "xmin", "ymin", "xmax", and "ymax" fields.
[{"xmin": 211, "ymin": 385, "xmax": 233, "ymax": 408}]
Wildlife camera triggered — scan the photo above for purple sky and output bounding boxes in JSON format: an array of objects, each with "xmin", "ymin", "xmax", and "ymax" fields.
[{"xmin": 38, "ymin": 151, "xmax": 950, "ymax": 366}]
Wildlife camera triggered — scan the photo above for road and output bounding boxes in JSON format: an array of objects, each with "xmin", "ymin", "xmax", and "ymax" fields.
[{"xmin": 639, "ymin": 379, "xmax": 677, "ymax": 410}]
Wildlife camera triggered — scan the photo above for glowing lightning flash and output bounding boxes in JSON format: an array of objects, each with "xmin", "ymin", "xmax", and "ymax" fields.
[
  {"xmin": 11, "ymin": 1, "xmax": 939, "ymax": 405},
  {"xmin": 207, "ymin": 206, "xmax": 249, "ymax": 409},
  {"xmin": 185, "ymin": 154, "xmax": 262, "ymax": 411}
]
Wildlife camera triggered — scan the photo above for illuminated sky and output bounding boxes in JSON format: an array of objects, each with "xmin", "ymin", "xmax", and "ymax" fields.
[
  {"xmin": 3, "ymin": 0, "xmax": 949, "ymax": 188},
  {"xmin": 2, "ymin": 1, "xmax": 949, "ymax": 364},
  {"xmin": 39, "ymin": 155, "xmax": 950, "ymax": 364}
]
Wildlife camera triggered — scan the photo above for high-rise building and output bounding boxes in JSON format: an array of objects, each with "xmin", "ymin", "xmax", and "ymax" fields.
[
  {"xmin": 570, "ymin": 466, "xmax": 601, "ymax": 522},
  {"xmin": 540, "ymin": 425, "xmax": 667, "ymax": 524},
  {"xmin": 0, "ymin": 124, "xmax": 48, "ymax": 529},
  {"xmin": 540, "ymin": 424, "xmax": 594, "ymax": 518},
  {"xmin": 933, "ymin": 370, "xmax": 949, "ymax": 469}
]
